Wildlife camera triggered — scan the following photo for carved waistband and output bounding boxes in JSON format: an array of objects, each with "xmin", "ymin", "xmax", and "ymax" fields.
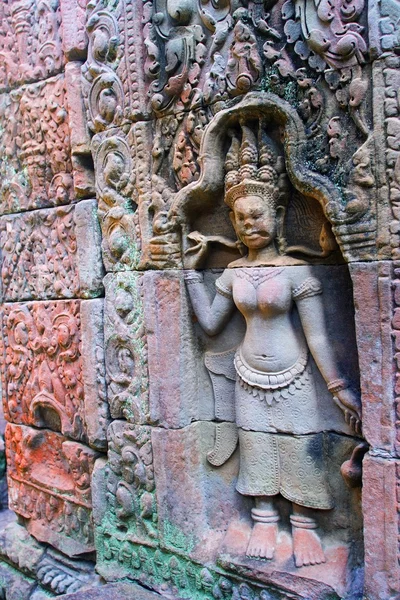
[{"xmin": 234, "ymin": 346, "xmax": 308, "ymax": 391}]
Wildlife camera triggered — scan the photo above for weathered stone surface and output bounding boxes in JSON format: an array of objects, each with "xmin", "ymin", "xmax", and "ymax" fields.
[
  {"xmin": 152, "ymin": 421, "xmax": 247, "ymax": 562},
  {"xmin": 65, "ymin": 63, "xmax": 95, "ymax": 199},
  {"xmin": 104, "ymin": 273, "xmax": 149, "ymax": 424},
  {"xmin": 350, "ymin": 261, "xmax": 400, "ymax": 456},
  {"xmin": 368, "ymin": 0, "xmax": 400, "ymax": 58},
  {"xmin": 143, "ymin": 269, "xmax": 214, "ymax": 427},
  {"xmin": 142, "ymin": 266, "xmax": 360, "ymax": 429},
  {"xmin": 59, "ymin": 582, "xmax": 163, "ymax": 600},
  {"xmin": 92, "ymin": 421, "xmax": 158, "ymax": 555},
  {"xmin": 80, "ymin": 300, "xmax": 109, "ymax": 451},
  {"xmin": 0, "ymin": 200, "xmax": 103, "ymax": 302},
  {"xmin": 0, "ymin": 75, "xmax": 94, "ymax": 215},
  {"xmin": 152, "ymin": 423, "xmax": 363, "ymax": 596},
  {"xmin": 0, "ymin": 560, "xmax": 39, "ymax": 600},
  {"xmin": 0, "ymin": 299, "xmax": 108, "ymax": 448},
  {"xmin": 0, "ymin": 0, "xmax": 399, "ymax": 597},
  {"xmin": 6, "ymin": 423, "xmax": 98, "ymax": 557},
  {"xmin": 83, "ymin": 0, "xmax": 376, "ymax": 265},
  {"xmin": 0, "ymin": 0, "xmax": 64, "ymax": 92},
  {"xmin": 59, "ymin": 0, "xmax": 88, "ymax": 61},
  {"xmin": 0, "ymin": 520, "xmax": 100, "ymax": 596},
  {"xmin": 362, "ymin": 454, "xmax": 400, "ymax": 600}
]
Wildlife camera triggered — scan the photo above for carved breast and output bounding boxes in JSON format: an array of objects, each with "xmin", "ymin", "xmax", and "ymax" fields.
[{"xmin": 232, "ymin": 271, "xmax": 292, "ymax": 318}]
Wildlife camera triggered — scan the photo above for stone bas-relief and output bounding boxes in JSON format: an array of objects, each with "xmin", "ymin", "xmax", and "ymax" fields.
[
  {"xmin": 180, "ymin": 122, "xmax": 363, "ymax": 576},
  {"xmin": 0, "ymin": 200, "xmax": 103, "ymax": 302},
  {"xmin": 0, "ymin": 0, "xmax": 399, "ymax": 595},
  {"xmin": 6, "ymin": 423, "xmax": 98, "ymax": 557},
  {"xmin": 0, "ymin": 298, "xmax": 108, "ymax": 449}
]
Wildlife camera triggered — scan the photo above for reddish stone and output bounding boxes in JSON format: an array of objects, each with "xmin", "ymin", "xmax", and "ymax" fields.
[
  {"xmin": 0, "ymin": 0, "xmax": 64, "ymax": 91},
  {"xmin": 0, "ymin": 201, "xmax": 103, "ymax": 302},
  {"xmin": 65, "ymin": 62, "xmax": 95, "ymax": 199},
  {"xmin": 0, "ymin": 299, "xmax": 108, "ymax": 449},
  {"xmin": 59, "ymin": 0, "xmax": 88, "ymax": 61},
  {"xmin": 0, "ymin": 76, "xmax": 93, "ymax": 215},
  {"xmin": 6, "ymin": 423, "xmax": 98, "ymax": 557},
  {"xmin": 363, "ymin": 454, "xmax": 400, "ymax": 599},
  {"xmin": 350, "ymin": 262, "xmax": 398, "ymax": 454}
]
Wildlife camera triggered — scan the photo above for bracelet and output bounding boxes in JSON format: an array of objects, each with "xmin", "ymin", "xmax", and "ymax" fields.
[
  {"xmin": 327, "ymin": 378, "xmax": 348, "ymax": 394},
  {"xmin": 183, "ymin": 270, "xmax": 204, "ymax": 284}
]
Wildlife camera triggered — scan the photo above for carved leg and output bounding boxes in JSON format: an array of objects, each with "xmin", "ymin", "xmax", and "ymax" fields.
[
  {"xmin": 291, "ymin": 504, "xmax": 326, "ymax": 568},
  {"xmin": 246, "ymin": 497, "xmax": 279, "ymax": 560}
]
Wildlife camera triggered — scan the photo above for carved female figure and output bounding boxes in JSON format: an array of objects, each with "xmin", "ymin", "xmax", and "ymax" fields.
[{"xmin": 183, "ymin": 126, "xmax": 361, "ymax": 567}]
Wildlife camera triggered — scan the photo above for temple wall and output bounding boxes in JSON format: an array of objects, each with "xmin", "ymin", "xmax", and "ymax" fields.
[{"xmin": 0, "ymin": 0, "xmax": 399, "ymax": 598}]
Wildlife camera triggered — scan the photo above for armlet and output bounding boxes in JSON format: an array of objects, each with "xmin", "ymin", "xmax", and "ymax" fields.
[
  {"xmin": 292, "ymin": 277, "xmax": 322, "ymax": 301},
  {"xmin": 215, "ymin": 278, "xmax": 233, "ymax": 299}
]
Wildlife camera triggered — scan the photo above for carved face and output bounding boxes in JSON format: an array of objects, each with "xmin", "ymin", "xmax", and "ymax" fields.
[
  {"xmin": 231, "ymin": 195, "xmax": 277, "ymax": 249},
  {"xmin": 57, "ymin": 324, "xmax": 71, "ymax": 347},
  {"xmin": 118, "ymin": 347, "xmax": 135, "ymax": 374},
  {"xmin": 14, "ymin": 322, "xmax": 28, "ymax": 346}
]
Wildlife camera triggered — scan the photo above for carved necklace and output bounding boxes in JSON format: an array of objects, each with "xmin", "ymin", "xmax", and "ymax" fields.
[{"xmin": 234, "ymin": 268, "xmax": 284, "ymax": 289}]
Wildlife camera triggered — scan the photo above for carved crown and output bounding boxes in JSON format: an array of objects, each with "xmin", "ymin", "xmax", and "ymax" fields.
[{"xmin": 224, "ymin": 120, "xmax": 288, "ymax": 210}]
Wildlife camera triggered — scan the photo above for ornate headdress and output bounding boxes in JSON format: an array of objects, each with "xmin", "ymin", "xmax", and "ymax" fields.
[{"xmin": 224, "ymin": 121, "xmax": 289, "ymax": 210}]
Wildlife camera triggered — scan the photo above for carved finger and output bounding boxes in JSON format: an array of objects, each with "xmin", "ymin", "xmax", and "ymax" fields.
[{"xmin": 184, "ymin": 243, "xmax": 203, "ymax": 255}]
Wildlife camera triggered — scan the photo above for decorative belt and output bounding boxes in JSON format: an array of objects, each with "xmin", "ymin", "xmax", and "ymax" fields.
[{"xmin": 234, "ymin": 346, "xmax": 308, "ymax": 391}]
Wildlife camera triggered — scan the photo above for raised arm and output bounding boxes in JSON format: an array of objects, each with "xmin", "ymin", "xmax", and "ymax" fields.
[{"xmin": 184, "ymin": 271, "xmax": 235, "ymax": 336}]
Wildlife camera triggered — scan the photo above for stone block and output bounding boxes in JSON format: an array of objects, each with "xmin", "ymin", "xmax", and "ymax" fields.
[
  {"xmin": 0, "ymin": 561, "xmax": 38, "ymax": 600},
  {"xmin": 0, "ymin": 298, "xmax": 108, "ymax": 449},
  {"xmin": 104, "ymin": 273, "xmax": 149, "ymax": 424},
  {"xmin": 152, "ymin": 421, "xmax": 248, "ymax": 563},
  {"xmin": 152, "ymin": 423, "xmax": 362, "ymax": 597},
  {"xmin": 0, "ymin": 201, "xmax": 103, "ymax": 302},
  {"xmin": 65, "ymin": 62, "xmax": 95, "ymax": 198},
  {"xmin": 362, "ymin": 454, "xmax": 400, "ymax": 600},
  {"xmin": 0, "ymin": 75, "xmax": 94, "ymax": 215},
  {"xmin": 368, "ymin": 0, "xmax": 400, "ymax": 58},
  {"xmin": 142, "ymin": 266, "xmax": 359, "ymax": 431},
  {"xmin": 0, "ymin": 0, "xmax": 63, "ymax": 92},
  {"xmin": 0, "ymin": 520, "xmax": 100, "ymax": 596},
  {"xmin": 6, "ymin": 423, "xmax": 98, "ymax": 557},
  {"xmin": 143, "ymin": 270, "xmax": 215, "ymax": 428},
  {"xmin": 59, "ymin": 0, "xmax": 88, "ymax": 61},
  {"xmin": 59, "ymin": 582, "xmax": 163, "ymax": 599},
  {"xmin": 92, "ymin": 421, "xmax": 158, "ymax": 556},
  {"xmin": 91, "ymin": 128, "xmax": 144, "ymax": 272},
  {"xmin": 350, "ymin": 261, "xmax": 399, "ymax": 454}
]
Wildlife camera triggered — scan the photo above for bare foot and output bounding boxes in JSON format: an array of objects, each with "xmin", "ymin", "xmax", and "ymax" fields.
[
  {"xmin": 292, "ymin": 527, "xmax": 326, "ymax": 567},
  {"xmin": 246, "ymin": 522, "xmax": 278, "ymax": 559}
]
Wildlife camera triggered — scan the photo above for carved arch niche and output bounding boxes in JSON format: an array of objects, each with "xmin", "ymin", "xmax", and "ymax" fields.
[
  {"xmin": 169, "ymin": 92, "xmax": 348, "ymax": 268},
  {"xmin": 162, "ymin": 93, "xmax": 364, "ymax": 594}
]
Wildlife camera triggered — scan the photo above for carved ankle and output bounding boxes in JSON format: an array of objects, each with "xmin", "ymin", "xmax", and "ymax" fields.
[
  {"xmin": 290, "ymin": 514, "xmax": 318, "ymax": 530},
  {"xmin": 251, "ymin": 508, "xmax": 280, "ymax": 524}
]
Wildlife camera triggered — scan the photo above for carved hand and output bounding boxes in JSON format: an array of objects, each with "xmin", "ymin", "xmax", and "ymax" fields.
[
  {"xmin": 333, "ymin": 388, "xmax": 362, "ymax": 435},
  {"xmin": 183, "ymin": 231, "xmax": 209, "ymax": 270}
]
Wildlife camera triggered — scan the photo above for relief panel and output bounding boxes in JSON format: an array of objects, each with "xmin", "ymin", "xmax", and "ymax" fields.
[
  {"xmin": 0, "ymin": 75, "xmax": 93, "ymax": 215},
  {"xmin": 92, "ymin": 421, "xmax": 158, "ymax": 556},
  {"xmin": 84, "ymin": 0, "xmax": 377, "ymax": 265},
  {"xmin": 0, "ymin": 200, "xmax": 103, "ymax": 302},
  {"xmin": 6, "ymin": 423, "xmax": 98, "ymax": 557},
  {"xmin": 0, "ymin": 298, "xmax": 108, "ymax": 449},
  {"xmin": 104, "ymin": 273, "xmax": 149, "ymax": 424},
  {"xmin": 0, "ymin": 0, "xmax": 64, "ymax": 92}
]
